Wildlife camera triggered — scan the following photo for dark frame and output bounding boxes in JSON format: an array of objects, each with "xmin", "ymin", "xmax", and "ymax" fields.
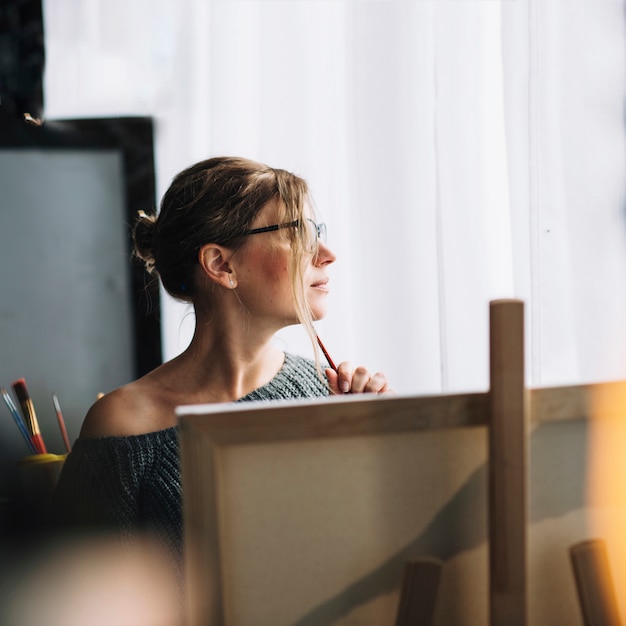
[{"xmin": 0, "ymin": 113, "xmax": 162, "ymax": 377}]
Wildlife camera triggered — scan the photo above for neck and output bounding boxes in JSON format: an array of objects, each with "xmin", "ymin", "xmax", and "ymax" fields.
[{"xmin": 168, "ymin": 324, "xmax": 285, "ymax": 402}]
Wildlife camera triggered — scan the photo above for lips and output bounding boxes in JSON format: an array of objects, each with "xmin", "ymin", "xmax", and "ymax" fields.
[{"xmin": 311, "ymin": 278, "xmax": 329, "ymax": 289}]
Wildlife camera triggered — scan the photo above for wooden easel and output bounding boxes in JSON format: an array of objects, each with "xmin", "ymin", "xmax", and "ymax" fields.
[
  {"xmin": 394, "ymin": 299, "xmax": 527, "ymax": 626},
  {"xmin": 488, "ymin": 300, "xmax": 527, "ymax": 625},
  {"xmin": 179, "ymin": 299, "xmax": 531, "ymax": 626}
]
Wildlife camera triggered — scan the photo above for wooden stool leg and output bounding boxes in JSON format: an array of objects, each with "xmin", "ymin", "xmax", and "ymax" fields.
[
  {"xmin": 394, "ymin": 558, "xmax": 443, "ymax": 626},
  {"xmin": 570, "ymin": 539, "xmax": 622, "ymax": 626}
]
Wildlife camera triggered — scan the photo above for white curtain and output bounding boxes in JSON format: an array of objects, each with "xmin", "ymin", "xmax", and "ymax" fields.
[
  {"xmin": 521, "ymin": 1, "xmax": 626, "ymax": 387},
  {"xmin": 43, "ymin": 0, "xmax": 626, "ymax": 394}
]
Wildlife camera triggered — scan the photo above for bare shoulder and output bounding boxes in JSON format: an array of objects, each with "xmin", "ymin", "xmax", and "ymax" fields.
[
  {"xmin": 79, "ymin": 378, "xmax": 175, "ymax": 438},
  {"xmin": 79, "ymin": 386, "xmax": 139, "ymax": 438}
]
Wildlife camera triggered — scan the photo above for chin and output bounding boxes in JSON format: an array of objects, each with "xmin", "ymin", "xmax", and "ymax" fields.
[{"xmin": 310, "ymin": 306, "xmax": 328, "ymax": 321}]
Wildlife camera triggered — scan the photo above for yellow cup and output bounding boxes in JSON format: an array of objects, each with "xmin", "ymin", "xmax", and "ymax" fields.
[{"xmin": 18, "ymin": 453, "xmax": 68, "ymax": 512}]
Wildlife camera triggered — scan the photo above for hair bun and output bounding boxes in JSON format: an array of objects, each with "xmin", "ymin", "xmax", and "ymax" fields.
[{"xmin": 132, "ymin": 210, "xmax": 157, "ymax": 273}]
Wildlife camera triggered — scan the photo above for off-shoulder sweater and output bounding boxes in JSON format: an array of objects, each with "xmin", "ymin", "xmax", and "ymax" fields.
[{"xmin": 51, "ymin": 353, "xmax": 329, "ymax": 556}]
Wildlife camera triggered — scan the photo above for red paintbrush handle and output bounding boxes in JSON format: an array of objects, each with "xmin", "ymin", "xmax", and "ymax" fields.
[
  {"xmin": 58, "ymin": 419, "xmax": 71, "ymax": 453},
  {"xmin": 316, "ymin": 335, "xmax": 338, "ymax": 372},
  {"xmin": 31, "ymin": 433, "xmax": 47, "ymax": 454}
]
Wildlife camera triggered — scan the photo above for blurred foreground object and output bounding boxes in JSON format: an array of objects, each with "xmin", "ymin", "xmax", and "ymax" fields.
[
  {"xmin": 0, "ymin": 533, "xmax": 182, "ymax": 626},
  {"xmin": 570, "ymin": 539, "xmax": 621, "ymax": 626}
]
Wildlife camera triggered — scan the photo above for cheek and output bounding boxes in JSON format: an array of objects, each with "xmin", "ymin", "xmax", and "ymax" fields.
[{"xmin": 245, "ymin": 250, "xmax": 291, "ymax": 291}]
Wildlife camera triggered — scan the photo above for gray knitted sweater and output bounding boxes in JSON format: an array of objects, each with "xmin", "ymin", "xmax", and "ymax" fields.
[{"xmin": 51, "ymin": 353, "xmax": 329, "ymax": 555}]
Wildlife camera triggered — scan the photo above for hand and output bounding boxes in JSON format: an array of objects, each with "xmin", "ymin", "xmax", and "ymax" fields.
[{"xmin": 325, "ymin": 362, "xmax": 392, "ymax": 395}]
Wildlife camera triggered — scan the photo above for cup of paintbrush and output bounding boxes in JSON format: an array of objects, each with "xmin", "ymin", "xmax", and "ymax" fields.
[{"xmin": 17, "ymin": 452, "xmax": 67, "ymax": 517}]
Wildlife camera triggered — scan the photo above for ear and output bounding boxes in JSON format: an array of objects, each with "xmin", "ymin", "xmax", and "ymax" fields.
[{"xmin": 198, "ymin": 244, "xmax": 237, "ymax": 289}]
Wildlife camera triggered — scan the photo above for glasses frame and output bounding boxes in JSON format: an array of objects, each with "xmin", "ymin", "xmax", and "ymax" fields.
[{"xmin": 241, "ymin": 218, "xmax": 327, "ymax": 252}]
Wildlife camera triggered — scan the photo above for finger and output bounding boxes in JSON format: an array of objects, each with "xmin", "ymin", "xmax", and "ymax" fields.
[
  {"xmin": 364, "ymin": 372, "xmax": 390, "ymax": 394},
  {"xmin": 349, "ymin": 366, "xmax": 372, "ymax": 394},
  {"xmin": 335, "ymin": 362, "xmax": 354, "ymax": 394},
  {"xmin": 325, "ymin": 368, "xmax": 340, "ymax": 394}
]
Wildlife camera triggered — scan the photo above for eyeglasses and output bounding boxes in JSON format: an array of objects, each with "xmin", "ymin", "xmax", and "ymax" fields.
[{"xmin": 241, "ymin": 218, "xmax": 327, "ymax": 253}]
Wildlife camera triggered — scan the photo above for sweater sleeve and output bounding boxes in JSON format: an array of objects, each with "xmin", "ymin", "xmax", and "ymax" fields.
[
  {"xmin": 51, "ymin": 435, "xmax": 149, "ymax": 536},
  {"xmin": 51, "ymin": 428, "xmax": 183, "ymax": 556}
]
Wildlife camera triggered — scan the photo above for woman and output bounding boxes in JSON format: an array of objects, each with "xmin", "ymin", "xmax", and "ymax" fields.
[{"xmin": 52, "ymin": 156, "xmax": 390, "ymax": 558}]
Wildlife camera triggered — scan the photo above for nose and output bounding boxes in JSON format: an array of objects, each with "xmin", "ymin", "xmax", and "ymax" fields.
[{"xmin": 314, "ymin": 239, "xmax": 336, "ymax": 266}]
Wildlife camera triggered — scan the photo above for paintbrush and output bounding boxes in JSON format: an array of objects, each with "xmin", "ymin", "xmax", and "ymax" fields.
[
  {"xmin": 52, "ymin": 393, "xmax": 71, "ymax": 453},
  {"xmin": 1, "ymin": 387, "xmax": 38, "ymax": 454},
  {"xmin": 11, "ymin": 378, "xmax": 47, "ymax": 454},
  {"xmin": 316, "ymin": 335, "xmax": 338, "ymax": 372}
]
